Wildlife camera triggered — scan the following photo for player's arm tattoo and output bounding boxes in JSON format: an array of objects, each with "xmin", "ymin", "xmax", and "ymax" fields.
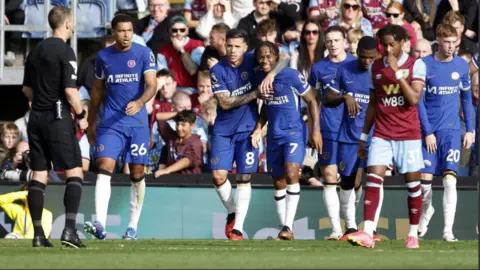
[
  {"xmin": 215, "ymin": 90, "xmax": 260, "ymax": 110},
  {"xmin": 269, "ymin": 54, "xmax": 290, "ymax": 76},
  {"xmin": 362, "ymin": 90, "xmax": 376, "ymax": 135},
  {"xmin": 22, "ymin": 86, "xmax": 33, "ymax": 102},
  {"xmin": 398, "ymin": 77, "xmax": 421, "ymax": 105},
  {"xmin": 180, "ymin": 53, "xmax": 198, "ymax": 76},
  {"xmin": 138, "ymin": 71, "xmax": 158, "ymax": 105},
  {"xmin": 303, "ymin": 90, "xmax": 321, "ymax": 132},
  {"xmin": 163, "ymin": 157, "xmax": 193, "ymax": 174},
  {"xmin": 88, "ymin": 79, "xmax": 106, "ymax": 126}
]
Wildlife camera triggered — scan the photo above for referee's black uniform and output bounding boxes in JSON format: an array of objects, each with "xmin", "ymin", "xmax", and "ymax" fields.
[
  {"xmin": 23, "ymin": 37, "xmax": 82, "ymax": 171},
  {"xmin": 23, "ymin": 36, "xmax": 86, "ymax": 248}
]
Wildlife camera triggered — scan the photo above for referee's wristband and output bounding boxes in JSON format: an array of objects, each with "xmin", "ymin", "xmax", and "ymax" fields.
[
  {"xmin": 76, "ymin": 109, "xmax": 86, "ymax": 120},
  {"xmin": 360, "ymin": 133, "xmax": 368, "ymax": 142}
]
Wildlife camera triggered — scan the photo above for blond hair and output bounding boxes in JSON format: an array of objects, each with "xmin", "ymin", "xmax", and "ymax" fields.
[
  {"xmin": 347, "ymin": 28, "xmax": 364, "ymax": 43},
  {"xmin": 338, "ymin": 0, "xmax": 364, "ymax": 29},
  {"xmin": 1, "ymin": 123, "xmax": 19, "ymax": 138}
]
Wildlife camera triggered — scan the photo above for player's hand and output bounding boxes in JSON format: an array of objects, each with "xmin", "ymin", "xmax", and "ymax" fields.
[
  {"xmin": 250, "ymin": 128, "xmax": 262, "ymax": 149},
  {"xmin": 386, "ymin": 54, "xmax": 399, "ymax": 73},
  {"xmin": 87, "ymin": 125, "xmax": 96, "ymax": 146},
  {"xmin": 154, "ymin": 168, "xmax": 169, "ymax": 178},
  {"xmin": 309, "ymin": 131, "xmax": 323, "ymax": 154},
  {"xmin": 357, "ymin": 140, "xmax": 367, "ymax": 159},
  {"xmin": 126, "ymin": 100, "xmax": 143, "ymax": 116},
  {"xmin": 260, "ymin": 73, "xmax": 275, "ymax": 95},
  {"xmin": 463, "ymin": 131, "xmax": 475, "ymax": 149},
  {"xmin": 77, "ymin": 118, "xmax": 88, "ymax": 131},
  {"xmin": 343, "ymin": 94, "xmax": 362, "ymax": 118},
  {"xmin": 425, "ymin": 134, "xmax": 437, "ymax": 153},
  {"xmin": 207, "ymin": 57, "xmax": 219, "ymax": 69}
]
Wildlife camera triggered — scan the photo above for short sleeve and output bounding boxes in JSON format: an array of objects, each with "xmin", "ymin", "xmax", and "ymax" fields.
[
  {"xmin": 94, "ymin": 54, "xmax": 105, "ymax": 80},
  {"xmin": 143, "ymin": 48, "xmax": 157, "ymax": 73},
  {"xmin": 412, "ymin": 59, "xmax": 426, "ymax": 84},
  {"xmin": 184, "ymin": 0, "xmax": 192, "ymax": 11},
  {"xmin": 156, "ymin": 53, "xmax": 168, "ymax": 70},
  {"xmin": 184, "ymin": 137, "xmax": 203, "ymax": 167},
  {"xmin": 328, "ymin": 68, "xmax": 342, "ymax": 93},
  {"xmin": 191, "ymin": 47, "xmax": 205, "ymax": 66},
  {"xmin": 63, "ymin": 47, "xmax": 77, "ymax": 88},
  {"xmin": 368, "ymin": 64, "xmax": 375, "ymax": 90},
  {"xmin": 291, "ymin": 70, "xmax": 310, "ymax": 96},
  {"xmin": 460, "ymin": 64, "xmax": 471, "ymax": 91},
  {"xmin": 210, "ymin": 65, "xmax": 229, "ymax": 94}
]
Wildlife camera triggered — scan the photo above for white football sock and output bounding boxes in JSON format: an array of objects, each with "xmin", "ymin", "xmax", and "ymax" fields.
[
  {"xmin": 443, "ymin": 175, "xmax": 457, "ymax": 234},
  {"xmin": 364, "ymin": 220, "xmax": 375, "ymax": 237},
  {"xmin": 373, "ymin": 184, "xmax": 384, "ymax": 231},
  {"xmin": 285, "ymin": 184, "xmax": 300, "ymax": 229},
  {"xmin": 355, "ymin": 185, "xmax": 363, "ymax": 209},
  {"xmin": 421, "ymin": 181, "xmax": 433, "ymax": 211},
  {"xmin": 340, "ymin": 188, "xmax": 357, "ymax": 230},
  {"xmin": 274, "ymin": 189, "xmax": 286, "ymax": 226},
  {"xmin": 408, "ymin": 224, "xmax": 419, "ymax": 237},
  {"xmin": 323, "ymin": 184, "xmax": 342, "ymax": 233},
  {"xmin": 233, "ymin": 183, "xmax": 251, "ymax": 233},
  {"xmin": 128, "ymin": 179, "xmax": 146, "ymax": 230},
  {"xmin": 215, "ymin": 179, "xmax": 235, "ymax": 214},
  {"xmin": 95, "ymin": 174, "xmax": 111, "ymax": 227}
]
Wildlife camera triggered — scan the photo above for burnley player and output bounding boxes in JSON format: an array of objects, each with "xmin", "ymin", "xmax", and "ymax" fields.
[
  {"xmin": 251, "ymin": 41, "xmax": 322, "ymax": 240},
  {"xmin": 348, "ymin": 25, "xmax": 424, "ymax": 249},
  {"xmin": 414, "ymin": 24, "xmax": 474, "ymax": 241},
  {"xmin": 324, "ymin": 36, "xmax": 378, "ymax": 240},
  {"xmin": 308, "ymin": 25, "xmax": 356, "ymax": 240},
  {"xmin": 84, "ymin": 14, "xmax": 157, "ymax": 240},
  {"xmin": 209, "ymin": 29, "xmax": 288, "ymax": 240},
  {"xmin": 470, "ymin": 53, "xmax": 479, "ymax": 76}
]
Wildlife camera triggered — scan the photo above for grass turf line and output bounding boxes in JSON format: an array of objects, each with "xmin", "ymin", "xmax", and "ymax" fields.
[{"xmin": 0, "ymin": 240, "xmax": 477, "ymax": 269}]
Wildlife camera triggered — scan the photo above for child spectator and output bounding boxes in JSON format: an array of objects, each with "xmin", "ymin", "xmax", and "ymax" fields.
[
  {"xmin": 347, "ymin": 28, "xmax": 364, "ymax": 56},
  {"xmin": 0, "ymin": 123, "xmax": 19, "ymax": 162},
  {"xmin": 197, "ymin": 70, "xmax": 214, "ymax": 105}
]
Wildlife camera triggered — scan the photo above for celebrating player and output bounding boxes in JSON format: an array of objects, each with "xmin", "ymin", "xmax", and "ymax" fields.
[
  {"xmin": 209, "ymin": 29, "xmax": 288, "ymax": 240},
  {"xmin": 347, "ymin": 25, "xmax": 424, "ymax": 249},
  {"xmin": 324, "ymin": 36, "xmax": 378, "ymax": 240},
  {"xmin": 308, "ymin": 25, "xmax": 356, "ymax": 240},
  {"xmin": 84, "ymin": 14, "xmax": 157, "ymax": 240},
  {"xmin": 250, "ymin": 41, "xmax": 322, "ymax": 240},
  {"xmin": 414, "ymin": 24, "xmax": 474, "ymax": 241}
]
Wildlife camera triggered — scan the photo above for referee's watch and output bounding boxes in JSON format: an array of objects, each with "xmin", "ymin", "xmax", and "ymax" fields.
[{"xmin": 76, "ymin": 109, "xmax": 86, "ymax": 120}]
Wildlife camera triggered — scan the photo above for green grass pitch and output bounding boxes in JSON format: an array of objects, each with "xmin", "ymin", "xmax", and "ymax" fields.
[{"xmin": 0, "ymin": 240, "xmax": 477, "ymax": 268}]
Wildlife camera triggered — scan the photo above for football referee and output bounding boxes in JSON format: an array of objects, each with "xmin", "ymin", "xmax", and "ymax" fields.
[{"xmin": 22, "ymin": 6, "xmax": 87, "ymax": 248}]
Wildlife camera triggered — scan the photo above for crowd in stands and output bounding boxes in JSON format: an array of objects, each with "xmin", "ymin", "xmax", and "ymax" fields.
[{"xmin": 2, "ymin": 0, "xmax": 479, "ymax": 183}]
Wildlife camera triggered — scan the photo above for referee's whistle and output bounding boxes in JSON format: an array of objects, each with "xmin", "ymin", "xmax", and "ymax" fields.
[{"xmin": 56, "ymin": 100, "xmax": 62, "ymax": 120}]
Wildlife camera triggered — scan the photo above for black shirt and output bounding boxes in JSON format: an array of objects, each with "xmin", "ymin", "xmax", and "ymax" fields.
[{"xmin": 23, "ymin": 37, "xmax": 77, "ymax": 111}]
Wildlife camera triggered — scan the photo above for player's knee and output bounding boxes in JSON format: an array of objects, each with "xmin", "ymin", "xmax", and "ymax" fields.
[
  {"xmin": 97, "ymin": 168, "xmax": 113, "ymax": 177},
  {"xmin": 340, "ymin": 175, "xmax": 355, "ymax": 190},
  {"xmin": 130, "ymin": 173, "xmax": 145, "ymax": 183},
  {"xmin": 285, "ymin": 169, "xmax": 299, "ymax": 184},
  {"xmin": 322, "ymin": 166, "xmax": 338, "ymax": 183},
  {"xmin": 212, "ymin": 170, "xmax": 228, "ymax": 185},
  {"xmin": 236, "ymin": 174, "xmax": 251, "ymax": 185},
  {"xmin": 273, "ymin": 177, "xmax": 287, "ymax": 189},
  {"xmin": 443, "ymin": 172, "xmax": 456, "ymax": 188}
]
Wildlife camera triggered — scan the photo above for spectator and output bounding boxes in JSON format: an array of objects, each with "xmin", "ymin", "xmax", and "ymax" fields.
[
  {"xmin": 433, "ymin": 0, "xmax": 478, "ymax": 41},
  {"xmin": 4, "ymin": 0, "xmax": 24, "ymax": 67},
  {"xmin": 290, "ymin": 19, "xmax": 324, "ymax": 79},
  {"xmin": 199, "ymin": 23, "xmax": 230, "ymax": 70},
  {"xmin": 78, "ymin": 86, "xmax": 91, "ymax": 171},
  {"xmin": 255, "ymin": 19, "xmax": 291, "ymax": 55},
  {"xmin": 0, "ymin": 123, "xmax": 19, "ymax": 162},
  {"xmin": 231, "ymin": 0, "xmax": 255, "ymax": 19},
  {"xmin": 1, "ymin": 141, "xmax": 32, "ymax": 183},
  {"xmin": 411, "ymin": 19, "xmax": 424, "ymax": 39},
  {"xmin": 201, "ymin": 98, "xmax": 218, "ymax": 127},
  {"xmin": 436, "ymin": 11, "xmax": 478, "ymax": 54},
  {"xmin": 385, "ymin": 2, "xmax": 417, "ymax": 48},
  {"xmin": 184, "ymin": 0, "xmax": 208, "ymax": 30},
  {"xmin": 412, "ymin": 38, "xmax": 433, "ymax": 59},
  {"xmin": 275, "ymin": 0, "xmax": 310, "ymax": 23},
  {"xmin": 470, "ymin": 72, "xmax": 479, "ymax": 176},
  {"xmin": 329, "ymin": 0, "xmax": 373, "ymax": 36},
  {"xmin": 237, "ymin": 0, "xmax": 295, "ymax": 50},
  {"xmin": 195, "ymin": 0, "xmax": 238, "ymax": 40},
  {"xmin": 197, "ymin": 70, "xmax": 214, "ymax": 104},
  {"xmin": 307, "ymin": 0, "xmax": 340, "ymax": 30},
  {"xmin": 347, "ymin": 28, "xmax": 364, "ymax": 56},
  {"xmin": 151, "ymin": 69, "xmax": 177, "ymax": 126},
  {"xmin": 403, "ymin": 0, "xmax": 437, "ymax": 41},
  {"xmin": 134, "ymin": 0, "xmax": 181, "ymax": 53},
  {"xmin": 157, "ymin": 15, "xmax": 205, "ymax": 92},
  {"xmin": 361, "ymin": 0, "xmax": 389, "ymax": 34},
  {"xmin": 154, "ymin": 110, "xmax": 203, "ymax": 176}
]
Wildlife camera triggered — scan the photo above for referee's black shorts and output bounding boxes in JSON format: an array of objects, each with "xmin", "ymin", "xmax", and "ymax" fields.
[{"xmin": 27, "ymin": 109, "xmax": 82, "ymax": 171}]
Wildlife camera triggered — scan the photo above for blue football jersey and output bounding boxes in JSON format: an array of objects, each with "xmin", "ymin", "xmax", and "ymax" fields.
[
  {"xmin": 308, "ymin": 54, "xmax": 357, "ymax": 140},
  {"xmin": 95, "ymin": 43, "xmax": 156, "ymax": 128},
  {"xmin": 413, "ymin": 54, "xmax": 474, "ymax": 135},
  {"xmin": 329, "ymin": 60, "xmax": 372, "ymax": 143},
  {"xmin": 210, "ymin": 53, "xmax": 258, "ymax": 136},
  {"xmin": 255, "ymin": 67, "xmax": 310, "ymax": 139}
]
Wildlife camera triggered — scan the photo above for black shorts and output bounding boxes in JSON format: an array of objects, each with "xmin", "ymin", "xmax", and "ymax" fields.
[{"xmin": 27, "ymin": 109, "xmax": 82, "ymax": 171}]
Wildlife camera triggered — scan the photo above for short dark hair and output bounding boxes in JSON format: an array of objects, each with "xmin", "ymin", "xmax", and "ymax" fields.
[
  {"xmin": 226, "ymin": 28, "xmax": 249, "ymax": 44},
  {"xmin": 174, "ymin": 110, "xmax": 196, "ymax": 124},
  {"xmin": 377, "ymin": 24, "xmax": 407, "ymax": 42},
  {"xmin": 211, "ymin": 23, "xmax": 230, "ymax": 35},
  {"xmin": 324, "ymin": 25, "xmax": 346, "ymax": 39},
  {"xmin": 48, "ymin": 6, "xmax": 71, "ymax": 30},
  {"xmin": 111, "ymin": 14, "xmax": 134, "ymax": 30},
  {"xmin": 255, "ymin": 41, "xmax": 279, "ymax": 61},
  {"xmin": 156, "ymin": 68, "xmax": 176, "ymax": 81},
  {"xmin": 357, "ymin": 36, "xmax": 378, "ymax": 52}
]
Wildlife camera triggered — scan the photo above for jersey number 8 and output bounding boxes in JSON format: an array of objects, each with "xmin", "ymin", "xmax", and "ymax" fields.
[
  {"xmin": 131, "ymin": 143, "xmax": 147, "ymax": 156},
  {"xmin": 245, "ymin": 152, "xmax": 255, "ymax": 165}
]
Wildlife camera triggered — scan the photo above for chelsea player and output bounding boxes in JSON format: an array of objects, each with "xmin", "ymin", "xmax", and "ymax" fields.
[
  {"xmin": 325, "ymin": 36, "xmax": 378, "ymax": 240},
  {"xmin": 209, "ymin": 29, "xmax": 288, "ymax": 240},
  {"xmin": 308, "ymin": 25, "xmax": 356, "ymax": 240},
  {"xmin": 251, "ymin": 41, "xmax": 322, "ymax": 240},
  {"xmin": 413, "ymin": 24, "xmax": 475, "ymax": 241},
  {"xmin": 85, "ymin": 14, "xmax": 157, "ymax": 240}
]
